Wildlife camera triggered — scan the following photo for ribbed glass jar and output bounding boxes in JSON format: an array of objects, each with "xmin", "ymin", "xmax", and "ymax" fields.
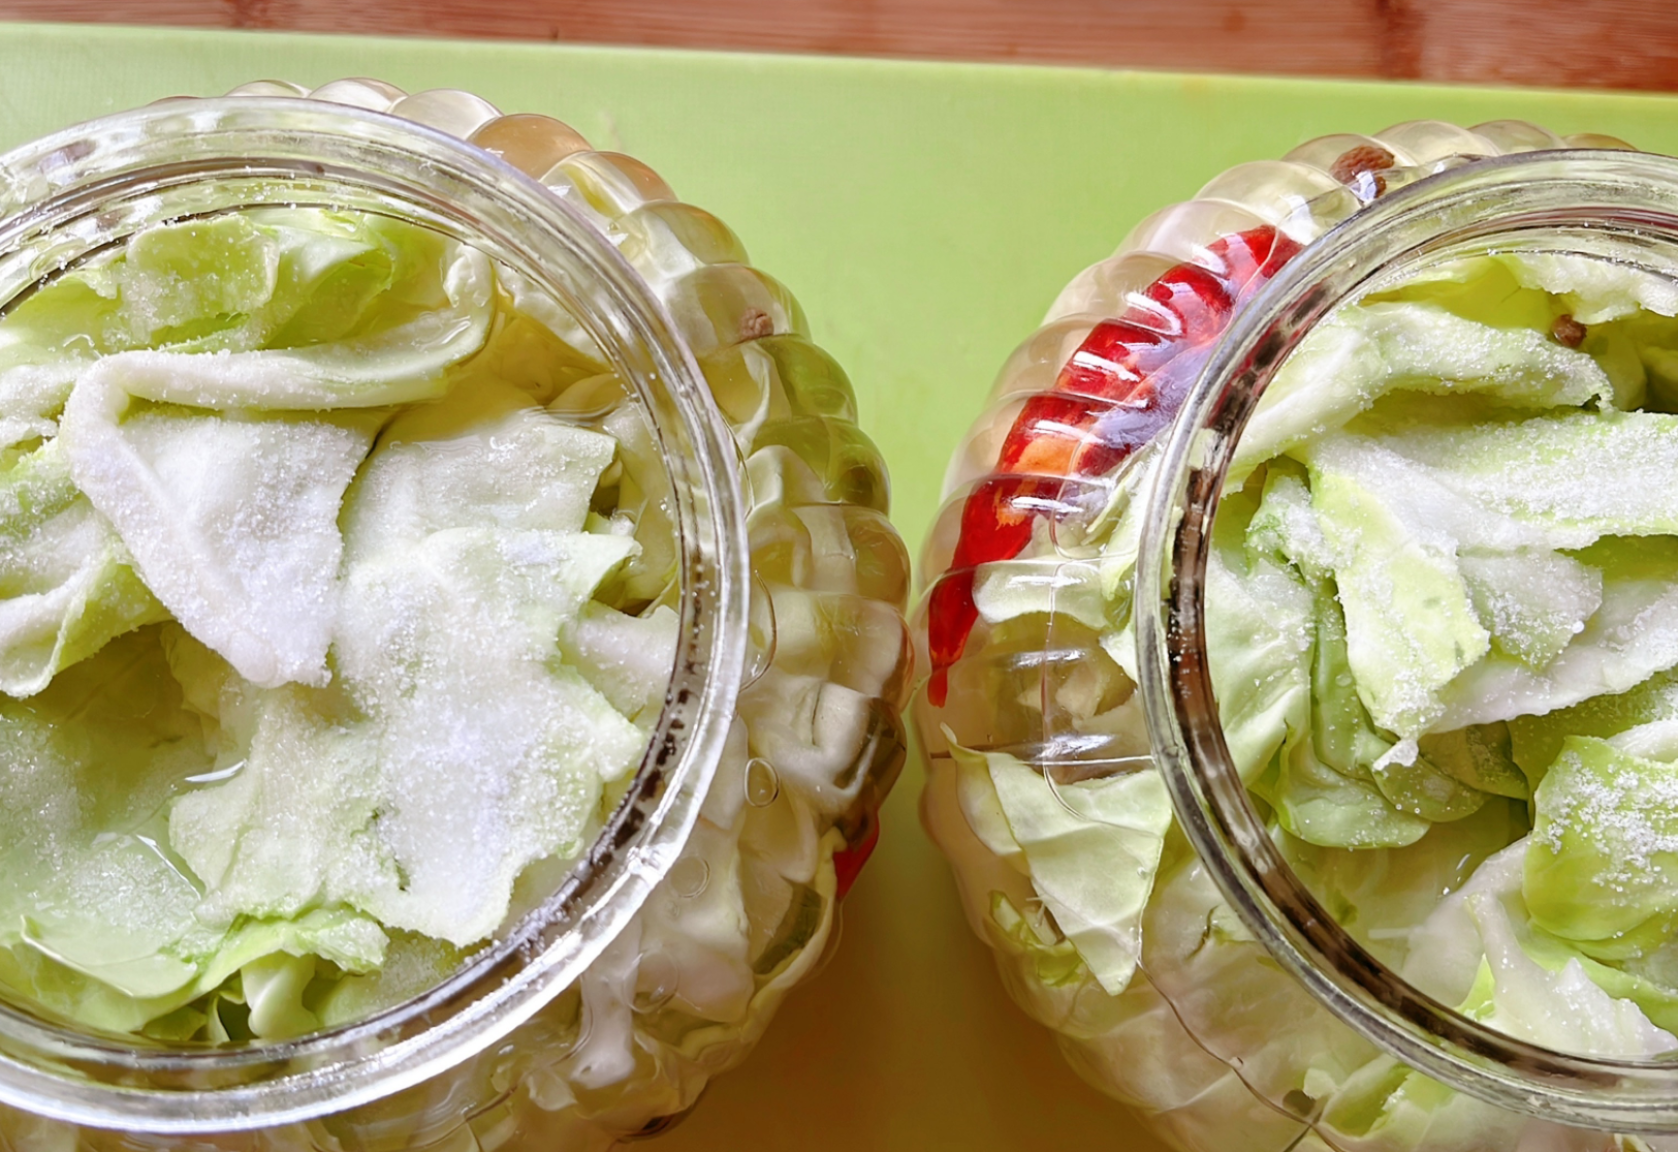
[
  {"xmin": 915, "ymin": 121, "xmax": 1678, "ymax": 1151},
  {"xmin": 0, "ymin": 81, "xmax": 909, "ymax": 1150}
]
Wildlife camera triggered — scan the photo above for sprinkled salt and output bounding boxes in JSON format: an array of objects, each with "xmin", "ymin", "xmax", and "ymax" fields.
[{"xmin": 60, "ymin": 357, "xmax": 375, "ymax": 688}]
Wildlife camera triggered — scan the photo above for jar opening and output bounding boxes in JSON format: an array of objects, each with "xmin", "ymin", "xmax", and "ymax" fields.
[
  {"xmin": 0, "ymin": 99, "xmax": 747, "ymax": 1133},
  {"xmin": 1137, "ymin": 150, "xmax": 1678, "ymax": 1133}
]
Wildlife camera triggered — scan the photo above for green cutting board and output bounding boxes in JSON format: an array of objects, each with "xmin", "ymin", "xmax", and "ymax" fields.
[{"xmin": 3, "ymin": 22, "xmax": 1678, "ymax": 1150}]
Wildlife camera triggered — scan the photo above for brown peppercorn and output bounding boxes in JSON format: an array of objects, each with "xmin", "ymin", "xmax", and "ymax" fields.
[
  {"xmin": 1552, "ymin": 314, "xmax": 1587, "ymax": 348},
  {"xmin": 1329, "ymin": 143, "xmax": 1397, "ymax": 198},
  {"xmin": 738, "ymin": 308, "xmax": 774, "ymax": 340}
]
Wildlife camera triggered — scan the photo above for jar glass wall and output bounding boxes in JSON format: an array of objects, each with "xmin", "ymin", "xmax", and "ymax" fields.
[
  {"xmin": 917, "ymin": 123, "xmax": 1678, "ymax": 1152},
  {"xmin": 0, "ymin": 83, "xmax": 909, "ymax": 1150}
]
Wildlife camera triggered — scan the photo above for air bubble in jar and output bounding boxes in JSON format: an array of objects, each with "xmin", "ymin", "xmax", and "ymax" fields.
[
  {"xmin": 743, "ymin": 571, "xmax": 777, "ymax": 687},
  {"xmin": 744, "ymin": 757, "xmax": 780, "ymax": 807},
  {"xmin": 669, "ymin": 856, "xmax": 709, "ymax": 898},
  {"xmin": 633, "ymin": 950, "xmax": 678, "ymax": 1013}
]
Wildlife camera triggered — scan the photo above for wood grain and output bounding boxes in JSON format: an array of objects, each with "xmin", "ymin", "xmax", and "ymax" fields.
[{"xmin": 3, "ymin": 0, "xmax": 1676, "ymax": 92}]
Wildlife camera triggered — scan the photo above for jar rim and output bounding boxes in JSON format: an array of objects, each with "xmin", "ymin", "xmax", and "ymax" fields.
[
  {"xmin": 0, "ymin": 97, "xmax": 749, "ymax": 1132},
  {"xmin": 1136, "ymin": 148, "xmax": 1678, "ymax": 1133}
]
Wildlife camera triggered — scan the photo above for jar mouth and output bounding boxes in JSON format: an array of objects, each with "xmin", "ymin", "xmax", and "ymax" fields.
[
  {"xmin": 1136, "ymin": 149, "xmax": 1678, "ymax": 1133},
  {"xmin": 0, "ymin": 100, "xmax": 749, "ymax": 1131}
]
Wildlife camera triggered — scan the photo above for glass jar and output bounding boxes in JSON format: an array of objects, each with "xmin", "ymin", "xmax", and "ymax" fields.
[
  {"xmin": 915, "ymin": 121, "xmax": 1678, "ymax": 1151},
  {"xmin": 0, "ymin": 80, "xmax": 909, "ymax": 1150}
]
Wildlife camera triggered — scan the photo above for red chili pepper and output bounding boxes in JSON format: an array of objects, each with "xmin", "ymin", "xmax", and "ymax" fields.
[
  {"xmin": 926, "ymin": 225, "xmax": 1301, "ymax": 706},
  {"xmin": 833, "ymin": 812, "xmax": 880, "ymax": 901}
]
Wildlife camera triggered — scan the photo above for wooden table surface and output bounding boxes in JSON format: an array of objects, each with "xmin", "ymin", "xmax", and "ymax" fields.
[{"xmin": 2, "ymin": 0, "xmax": 1677, "ymax": 92}]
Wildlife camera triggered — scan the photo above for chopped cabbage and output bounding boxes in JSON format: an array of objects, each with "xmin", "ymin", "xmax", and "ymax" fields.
[
  {"xmin": 951, "ymin": 738, "xmax": 1171, "ymax": 994},
  {"xmin": 0, "ymin": 438, "xmax": 165, "ymax": 696},
  {"xmin": 0, "ymin": 209, "xmax": 669, "ymax": 1042},
  {"xmin": 61, "ymin": 376, "xmax": 378, "ymax": 687},
  {"xmin": 929, "ymin": 238, "xmax": 1678, "ymax": 1150}
]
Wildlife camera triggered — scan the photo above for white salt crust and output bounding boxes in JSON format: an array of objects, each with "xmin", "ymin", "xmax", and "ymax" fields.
[
  {"xmin": 60, "ymin": 359, "xmax": 374, "ymax": 688},
  {"xmin": 176, "ymin": 409, "xmax": 652, "ymax": 947}
]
